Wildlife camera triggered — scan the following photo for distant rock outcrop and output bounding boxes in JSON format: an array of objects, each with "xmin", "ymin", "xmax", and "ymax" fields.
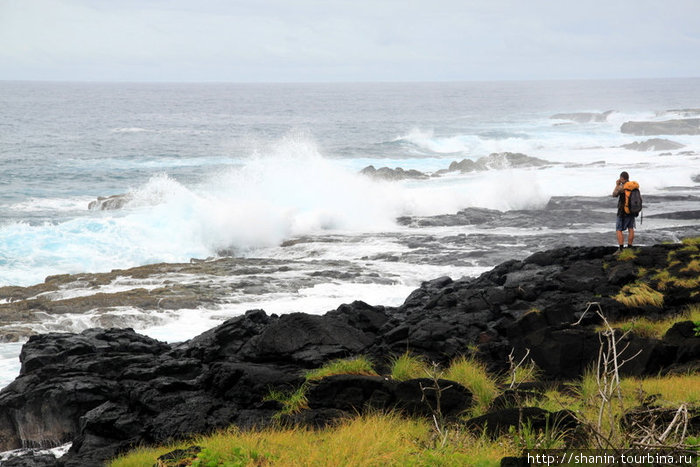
[
  {"xmin": 359, "ymin": 165, "xmax": 428, "ymax": 181},
  {"xmin": 551, "ymin": 110, "xmax": 615, "ymax": 123},
  {"xmin": 443, "ymin": 152, "xmax": 551, "ymax": 174},
  {"xmin": 657, "ymin": 109, "xmax": 700, "ymax": 118},
  {"xmin": 621, "ymin": 118, "xmax": 700, "ymax": 136},
  {"xmin": 621, "ymin": 138, "xmax": 685, "ymax": 151},
  {"xmin": 88, "ymin": 193, "xmax": 132, "ymax": 210}
]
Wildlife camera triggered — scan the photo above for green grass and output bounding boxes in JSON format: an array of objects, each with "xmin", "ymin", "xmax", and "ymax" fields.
[
  {"xmin": 615, "ymin": 248, "xmax": 637, "ymax": 261},
  {"xmin": 109, "ymin": 411, "xmax": 517, "ymax": 467},
  {"xmin": 681, "ymin": 236, "xmax": 700, "ymax": 246},
  {"xmin": 443, "ymin": 356, "xmax": 499, "ymax": 416},
  {"xmin": 264, "ymin": 385, "xmax": 309, "ymax": 417},
  {"xmin": 506, "ymin": 360, "xmax": 541, "ymax": 387},
  {"xmin": 305, "ymin": 355, "xmax": 377, "ymax": 382},
  {"xmin": 389, "ymin": 351, "xmax": 430, "ymax": 381},
  {"xmin": 603, "ymin": 306, "xmax": 700, "ymax": 339}
]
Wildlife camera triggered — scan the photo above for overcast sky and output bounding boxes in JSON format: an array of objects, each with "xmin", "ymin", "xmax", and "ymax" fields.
[{"xmin": 1, "ymin": 0, "xmax": 699, "ymax": 82}]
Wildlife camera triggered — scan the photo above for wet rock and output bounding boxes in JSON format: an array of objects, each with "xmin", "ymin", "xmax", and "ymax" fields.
[
  {"xmin": 88, "ymin": 193, "xmax": 132, "ymax": 210},
  {"xmin": 645, "ymin": 210, "xmax": 700, "ymax": 220},
  {"xmin": 359, "ymin": 165, "xmax": 428, "ymax": 180},
  {"xmin": 621, "ymin": 138, "xmax": 685, "ymax": 151},
  {"xmin": 446, "ymin": 152, "xmax": 551, "ymax": 173},
  {"xmin": 0, "ymin": 452, "xmax": 60, "ymax": 467},
  {"xmin": 621, "ymin": 118, "xmax": 700, "ymax": 135}
]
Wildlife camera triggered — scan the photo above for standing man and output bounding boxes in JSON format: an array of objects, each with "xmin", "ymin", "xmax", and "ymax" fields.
[{"xmin": 612, "ymin": 171, "xmax": 634, "ymax": 254}]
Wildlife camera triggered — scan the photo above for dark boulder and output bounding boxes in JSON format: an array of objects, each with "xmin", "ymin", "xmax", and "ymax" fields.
[
  {"xmin": 304, "ymin": 374, "xmax": 473, "ymax": 419},
  {"xmin": 464, "ymin": 407, "xmax": 578, "ymax": 437}
]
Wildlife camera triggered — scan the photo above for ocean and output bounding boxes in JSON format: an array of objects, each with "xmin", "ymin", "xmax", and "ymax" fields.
[{"xmin": 1, "ymin": 79, "xmax": 699, "ymax": 390}]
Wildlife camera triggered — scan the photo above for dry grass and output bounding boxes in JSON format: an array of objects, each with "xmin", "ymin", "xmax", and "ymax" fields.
[
  {"xmin": 613, "ymin": 282, "xmax": 664, "ymax": 308},
  {"xmin": 622, "ymin": 374, "xmax": 700, "ymax": 406},
  {"xmin": 604, "ymin": 306, "xmax": 700, "ymax": 339},
  {"xmin": 109, "ymin": 412, "xmax": 516, "ymax": 467}
]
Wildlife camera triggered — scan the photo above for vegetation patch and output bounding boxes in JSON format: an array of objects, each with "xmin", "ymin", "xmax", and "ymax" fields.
[
  {"xmin": 263, "ymin": 385, "xmax": 309, "ymax": 417},
  {"xmin": 615, "ymin": 248, "xmax": 637, "ymax": 261},
  {"xmin": 304, "ymin": 355, "xmax": 377, "ymax": 382},
  {"xmin": 110, "ymin": 412, "xmax": 517, "ymax": 467},
  {"xmin": 389, "ymin": 351, "xmax": 430, "ymax": 381},
  {"xmin": 603, "ymin": 305, "xmax": 700, "ymax": 339},
  {"xmin": 444, "ymin": 356, "xmax": 499, "ymax": 416},
  {"xmin": 613, "ymin": 281, "xmax": 664, "ymax": 308}
]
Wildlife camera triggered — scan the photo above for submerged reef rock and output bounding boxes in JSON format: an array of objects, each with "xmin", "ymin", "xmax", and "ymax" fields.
[
  {"xmin": 621, "ymin": 138, "xmax": 685, "ymax": 151},
  {"xmin": 0, "ymin": 243, "xmax": 698, "ymax": 465},
  {"xmin": 621, "ymin": 118, "xmax": 700, "ymax": 135},
  {"xmin": 550, "ymin": 110, "xmax": 615, "ymax": 123}
]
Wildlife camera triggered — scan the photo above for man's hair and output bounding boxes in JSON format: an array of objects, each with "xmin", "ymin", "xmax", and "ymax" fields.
[{"xmin": 620, "ymin": 171, "xmax": 629, "ymax": 181}]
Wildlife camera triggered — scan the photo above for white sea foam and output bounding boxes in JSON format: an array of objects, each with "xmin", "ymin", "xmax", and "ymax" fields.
[
  {"xmin": 1, "ymin": 133, "xmax": 698, "ymax": 287},
  {"xmin": 110, "ymin": 127, "xmax": 153, "ymax": 133},
  {"xmin": 5, "ymin": 197, "xmax": 94, "ymax": 213}
]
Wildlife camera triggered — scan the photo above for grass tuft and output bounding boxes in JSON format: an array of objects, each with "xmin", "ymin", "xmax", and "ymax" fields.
[
  {"xmin": 389, "ymin": 351, "xmax": 430, "ymax": 381},
  {"xmin": 264, "ymin": 385, "xmax": 309, "ymax": 417},
  {"xmin": 615, "ymin": 248, "xmax": 637, "ymax": 261},
  {"xmin": 444, "ymin": 356, "xmax": 498, "ymax": 416},
  {"xmin": 305, "ymin": 356, "xmax": 377, "ymax": 382},
  {"xmin": 613, "ymin": 282, "xmax": 664, "ymax": 308},
  {"xmin": 604, "ymin": 306, "xmax": 700, "ymax": 339},
  {"xmin": 681, "ymin": 236, "xmax": 700, "ymax": 246}
]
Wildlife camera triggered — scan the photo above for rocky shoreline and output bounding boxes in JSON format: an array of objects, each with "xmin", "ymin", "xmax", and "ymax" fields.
[{"xmin": 0, "ymin": 241, "xmax": 698, "ymax": 466}]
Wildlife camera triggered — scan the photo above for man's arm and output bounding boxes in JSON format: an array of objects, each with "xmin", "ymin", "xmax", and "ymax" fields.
[{"xmin": 612, "ymin": 180, "xmax": 625, "ymax": 197}]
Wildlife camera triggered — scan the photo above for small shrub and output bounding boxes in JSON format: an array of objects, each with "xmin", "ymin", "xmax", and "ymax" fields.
[
  {"xmin": 613, "ymin": 282, "xmax": 664, "ymax": 308},
  {"xmin": 304, "ymin": 356, "xmax": 377, "ymax": 382},
  {"xmin": 444, "ymin": 356, "xmax": 498, "ymax": 416},
  {"xmin": 390, "ymin": 352, "xmax": 430, "ymax": 381}
]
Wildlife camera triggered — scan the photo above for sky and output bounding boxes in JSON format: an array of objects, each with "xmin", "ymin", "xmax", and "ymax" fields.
[{"xmin": 1, "ymin": 0, "xmax": 699, "ymax": 83}]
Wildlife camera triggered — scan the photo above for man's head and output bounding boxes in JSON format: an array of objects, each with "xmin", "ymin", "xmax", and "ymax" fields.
[{"xmin": 619, "ymin": 171, "xmax": 629, "ymax": 181}]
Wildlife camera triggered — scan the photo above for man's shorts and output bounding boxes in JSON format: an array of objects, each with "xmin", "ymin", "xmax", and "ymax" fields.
[{"xmin": 616, "ymin": 215, "xmax": 636, "ymax": 231}]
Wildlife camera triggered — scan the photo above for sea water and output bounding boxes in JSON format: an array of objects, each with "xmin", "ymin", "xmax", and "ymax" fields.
[{"xmin": 1, "ymin": 79, "xmax": 700, "ymax": 389}]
